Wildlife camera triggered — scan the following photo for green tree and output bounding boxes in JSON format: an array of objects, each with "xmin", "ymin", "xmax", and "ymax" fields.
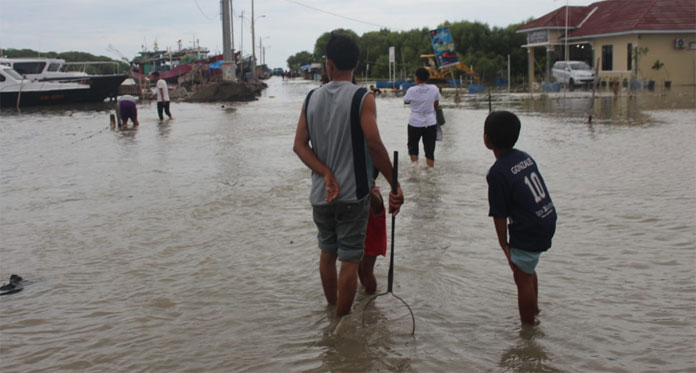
[{"xmin": 286, "ymin": 51, "xmax": 314, "ymax": 70}]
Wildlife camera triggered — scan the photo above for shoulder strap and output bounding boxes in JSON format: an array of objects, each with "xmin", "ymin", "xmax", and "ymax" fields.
[
  {"xmin": 349, "ymin": 87, "xmax": 370, "ymax": 200},
  {"xmin": 303, "ymin": 89, "xmax": 315, "ymax": 123}
]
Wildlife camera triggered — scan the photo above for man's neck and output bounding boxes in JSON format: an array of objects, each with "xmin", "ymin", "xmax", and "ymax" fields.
[{"xmin": 331, "ymin": 70, "xmax": 353, "ymax": 82}]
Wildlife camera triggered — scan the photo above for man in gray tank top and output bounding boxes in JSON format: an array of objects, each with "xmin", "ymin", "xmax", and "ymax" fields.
[{"xmin": 293, "ymin": 31, "xmax": 404, "ymax": 317}]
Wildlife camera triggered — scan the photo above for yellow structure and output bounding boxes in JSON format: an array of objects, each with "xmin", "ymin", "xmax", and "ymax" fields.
[{"xmin": 518, "ymin": 0, "xmax": 696, "ymax": 88}]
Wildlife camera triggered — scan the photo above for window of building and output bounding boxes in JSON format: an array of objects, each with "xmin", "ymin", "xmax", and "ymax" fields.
[
  {"xmin": 602, "ymin": 45, "xmax": 613, "ymax": 71},
  {"xmin": 627, "ymin": 43, "xmax": 632, "ymax": 71}
]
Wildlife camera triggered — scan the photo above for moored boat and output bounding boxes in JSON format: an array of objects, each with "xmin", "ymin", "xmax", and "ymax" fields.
[
  {"xmin": 0, "ymin": 57, "xmax": 127, "ymax": 101},
  {"xmin": 0, "ymin": 66, "xmax": 124, "ymax": 108}
]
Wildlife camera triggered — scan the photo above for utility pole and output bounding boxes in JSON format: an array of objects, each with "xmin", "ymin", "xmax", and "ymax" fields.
[
  {"xmin": 221, "ymin": 0, "xmax": 236, "ymax": 82},
  {"xmin": 239, "ymin": 10, "xmax": 244, "ymax": 80},
  {"xmin": 250, "ymin": 0, "xmax": 257, "ymax": 80}
]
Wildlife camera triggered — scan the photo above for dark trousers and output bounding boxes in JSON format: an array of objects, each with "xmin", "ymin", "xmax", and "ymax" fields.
[
  {"xmin": 407, "ymin": 124, "xmax": 437, "ymax": 160},
  {"xmin": 157, "ymin": 101, "xmax": 172, "ymax": 120}
]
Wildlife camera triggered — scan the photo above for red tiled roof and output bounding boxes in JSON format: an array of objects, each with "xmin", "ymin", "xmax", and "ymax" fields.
[
  {"xmin": 518, "ymin": 0, "xmax": 696, "ymax": 38},
  {"xmin": 517, "ymin": 6, "xmax": 592, "ymax": 31}
]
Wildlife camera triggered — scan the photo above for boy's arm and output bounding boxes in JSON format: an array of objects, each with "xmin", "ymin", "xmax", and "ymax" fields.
[
  {"xmin": 493, "ymin": 217, "xmax": 512, "ymax": 265},
  {"xmin": 293, "ymin": 103, "xmax": 339, "ymax": 202},
  {"xmin": 360, "ymin": 94, "xmax": 404, "ymax": 214},
  {"xmin": 369, "ymin": 186, "xmax": 385, "ymax": 215}
]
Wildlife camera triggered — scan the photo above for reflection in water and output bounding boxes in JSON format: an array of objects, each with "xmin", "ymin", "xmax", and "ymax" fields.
[
  {"xmin": 0, "ymin": 78, "xmax": 694, "ymax": 372},
  {"xmin": 500, "ymin": 327, "xmax": 560, "ymax": 373}
]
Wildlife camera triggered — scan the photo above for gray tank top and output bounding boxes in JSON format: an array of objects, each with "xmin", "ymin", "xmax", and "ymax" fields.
[{"xmin": 305, "ymin": 81, "xmax": 372, "ymax": 205}]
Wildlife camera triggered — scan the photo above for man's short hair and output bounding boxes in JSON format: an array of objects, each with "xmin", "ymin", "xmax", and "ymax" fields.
[
  {"xmin": 484, "ymin": 111, "xmax": 521, "ymax": 150},
  {"xmin": 151, "ymin": 71, "xmax": 160, "ymax": 77},
  {"xmin": 415, "ymin": 67, "xmax": 430, "ymax": 82},
  {"xmin": 326, "ymin": 31, "xmax": 359, "ymax": 71}
]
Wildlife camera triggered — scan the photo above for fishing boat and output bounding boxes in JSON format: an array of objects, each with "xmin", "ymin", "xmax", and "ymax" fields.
[
  {"xmin": 130, "ymin": 40, "xmax": 211, "ymax": 84},
  {"xmin": 0, "ymin": 66, "xmax": 123, "ymax": 108},
  {"xmin": 0, "ymin": 57, "xmax": 128, "ymax": 101}
]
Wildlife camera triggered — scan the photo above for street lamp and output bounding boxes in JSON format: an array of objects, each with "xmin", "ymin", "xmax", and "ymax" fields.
[{"xmin": 259, "ymin": 36, "xmax": 270, "ymax": 65}]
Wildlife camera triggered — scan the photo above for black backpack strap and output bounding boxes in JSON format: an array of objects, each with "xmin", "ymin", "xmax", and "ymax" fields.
[
  {"xmin": 303, "ymin": 89, "xmax": 315, "ymax": 123},
  {"xmin": 349, "ymin": 87, "xmax": 369, "ymax": 199}
]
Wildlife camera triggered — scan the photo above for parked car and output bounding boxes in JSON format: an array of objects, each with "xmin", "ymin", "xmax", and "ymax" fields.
[{"xmin": 552, "ymin": 61, "xmax": 595, "ymax": 86}]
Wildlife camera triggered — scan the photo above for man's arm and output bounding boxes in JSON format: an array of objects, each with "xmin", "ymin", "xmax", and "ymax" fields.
[
  {"xmin": 293, "ymin": 104, "xmax": 338, "ymax": 202},
  {"xmin": 360, "ymin": 93, "xmax": 404, "ymax": 214}
]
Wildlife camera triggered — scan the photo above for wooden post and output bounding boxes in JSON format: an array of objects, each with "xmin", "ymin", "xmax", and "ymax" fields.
[
  {"xmin": 110, "ymin": 114, "xmax": 116, "ymax": 129},
  {"xmin": 589, "ymin": 57, "xmax": 600, "ymax": 124},
  {"xmin": 16, "ymin": 77, "xmax": 24, "ymax": 110},
  {"xmin": 115, "ymin": 102, "xmax": 122, "ymax": 129},
  {"xmin": 449, "ymin": 68, "xmax": 460, "ymax": 103}
]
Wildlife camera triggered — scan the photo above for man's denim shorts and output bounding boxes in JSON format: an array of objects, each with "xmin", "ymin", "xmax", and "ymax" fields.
[
  {"xmin": 312, "ymin": 198, "xmax": 370, "ymax": 263},
  {"xmin": 510, "ymin": 248, "xmax": 542, "ymax": 274}
]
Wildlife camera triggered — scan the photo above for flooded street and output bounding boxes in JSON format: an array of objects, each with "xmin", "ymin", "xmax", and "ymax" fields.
[{"xmin": 1, "ymin": 77, "xmax": 695, "ymax": 372}]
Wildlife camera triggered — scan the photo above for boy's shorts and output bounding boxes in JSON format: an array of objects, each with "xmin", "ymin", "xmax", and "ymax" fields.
[
  {"xmin": 510, "ymin": 248, "xmax": 542, "ymax": 274},
  {"xmin": 312, "ymin": 198, "xmax": 370, "ymax": 263}
]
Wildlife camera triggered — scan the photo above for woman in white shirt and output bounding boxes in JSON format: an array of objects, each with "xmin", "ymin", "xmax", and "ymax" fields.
[{"xmin": 404, "ymin": 67, "xmax": 441, "ymax": 167}]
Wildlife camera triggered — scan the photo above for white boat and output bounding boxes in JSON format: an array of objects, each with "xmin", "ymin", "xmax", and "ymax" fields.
[
  {"xmin": 0, "ymin": 58, "xmax": 127, "ymax": 107},
  {"xmin": 0, "ymin": 66, "xmax": 121, "ymax": 108}
]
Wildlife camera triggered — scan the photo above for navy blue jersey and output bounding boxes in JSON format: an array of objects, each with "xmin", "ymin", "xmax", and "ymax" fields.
[{"xmin": 487, "ymin": 149, "xmax": 557, "ymax": 252}]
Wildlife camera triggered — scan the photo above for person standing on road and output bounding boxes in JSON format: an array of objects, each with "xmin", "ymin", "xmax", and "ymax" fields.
[
  {"xmin": 151, "ymin": 71, "xmax": 173, "ymax": 121},
  {"xmin": 293, "ymin": 31, "xmax": 404, "ymax": 317},
  {"xmin": 404, "ymin": 67, "xmax": 441, "ymax": 167}
]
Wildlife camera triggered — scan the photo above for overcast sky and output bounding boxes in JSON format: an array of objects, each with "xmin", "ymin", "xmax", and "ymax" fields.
[{"xmin": 0, "ymin": 0, "xmax": 599, "ymax": 69}]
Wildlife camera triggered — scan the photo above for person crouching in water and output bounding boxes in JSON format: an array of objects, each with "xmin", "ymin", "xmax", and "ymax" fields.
[
  {"xmin": 359, "ymin": 169, "xmax": 387, "ymax": 294},
  {"xmin": 484, "ymin": 111, "xmax": 557, "ymax": 326},
  {"xmin": 117, "ymin": 94, "xmax": 139, "ymax": 128}
]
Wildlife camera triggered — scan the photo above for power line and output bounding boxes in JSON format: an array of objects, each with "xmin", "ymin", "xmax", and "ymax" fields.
[
  {"xmin": 193, "ymin": 0, "xmax": 216, "ymax": 21},
  {"xmin": 280, "ymin": 0, "xmax": 388, "ymax": 29}
]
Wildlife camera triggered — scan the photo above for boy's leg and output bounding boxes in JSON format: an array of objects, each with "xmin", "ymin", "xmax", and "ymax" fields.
[
  {"xmin": 534, "ymin": 272, "xmax": 540, "ymax": 315},
  {"xmin": 512, "ymin": 266, "xmax": 538, "ymax": 325},
  {"xmin": 423, "ymin": 125, "xmax": 437, "ymax": 167},
  {"xmin": 358, "ymin": 256, "xmax": 378, "ymax": 294},
  {"xmin": 407, "ymin": 125, "xmax": 420, "ymax": 162},
  {"xmin": 164, "ymin": 101, "xmax": 173, "ymax": 119},
  {"xmin": 157, "ymin": 102, "xmax": 164, "ymax": 120},
  {"xmin": 319, "ymin": 251, "xmax": 338, "ymax": 306},
  {"xmin": 336, "ymin": 261, "xmax": 360, "ymax": 316}
]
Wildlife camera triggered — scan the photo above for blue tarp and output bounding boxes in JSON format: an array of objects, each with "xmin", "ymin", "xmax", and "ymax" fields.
[
  {"xmin": 299, "ymin": 64, "xmax": 312, "ymax": 71},
  {"xmin": 208, "ymin": 60, "xmax": 223, "ymax": 70}
]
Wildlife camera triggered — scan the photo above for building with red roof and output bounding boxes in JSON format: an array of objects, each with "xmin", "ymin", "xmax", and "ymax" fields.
[{"xmin": 517, "ymin": 0, "xmax": 695, "ymax": 87}]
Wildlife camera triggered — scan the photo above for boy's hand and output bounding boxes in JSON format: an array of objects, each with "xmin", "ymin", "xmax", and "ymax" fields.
[
  {"xmin": 324, "ymin": 173, "xmax": 339, "ymax": 202},
  {"xmin": 389, "ymin": 186, "xmax": 404, "ymax": 215}
]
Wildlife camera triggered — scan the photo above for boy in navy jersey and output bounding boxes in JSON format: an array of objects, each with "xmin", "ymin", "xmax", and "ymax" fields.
[{"xmin": 484, "ymin": 111, "xmax": 557, "ymax": 325}]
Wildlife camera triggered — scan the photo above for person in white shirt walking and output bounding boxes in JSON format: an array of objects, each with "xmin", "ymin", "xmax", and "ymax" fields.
[
  {"xmin": 151, "ymin": 71, "xmax": 173, "ymax": 121},
  {"xmin": 403, "ymin": 67, "xmax": 441, "ymax": 167}
]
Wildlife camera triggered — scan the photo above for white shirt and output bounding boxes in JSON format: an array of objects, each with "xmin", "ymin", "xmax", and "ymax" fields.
[
  {"xmin": 404, "ymin": 84, "xmax": 440, "ymax": 127},
  {"xmin": 156, "ymin": 79, "xmax": 170, "ymax": 102},
  {"xmin": 117, "ymin": 94, "xmax": 138, "ymax": 103}
]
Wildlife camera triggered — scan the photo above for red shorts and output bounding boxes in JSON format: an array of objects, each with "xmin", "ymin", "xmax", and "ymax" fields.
[{"xmin": 364, "ymin": 209, "xmax": 387, "ymax": 257}]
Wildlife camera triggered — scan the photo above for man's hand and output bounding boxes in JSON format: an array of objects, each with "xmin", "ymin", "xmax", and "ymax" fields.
[
  {"xmin": 324, "ymin": 173, "xmax": 339, "ymax": 202},
  {"xmin": 389, "ymin": 186, "xmax": 404, "ymax": 215}
]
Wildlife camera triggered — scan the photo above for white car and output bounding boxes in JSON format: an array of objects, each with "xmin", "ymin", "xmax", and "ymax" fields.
[{"xmin": 552, "ymin": 61, "xmax": 596, "ymax": 86}]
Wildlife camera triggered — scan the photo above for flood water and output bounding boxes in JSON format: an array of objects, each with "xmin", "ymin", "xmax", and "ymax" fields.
[{"xmin": 1, "ymin": 78, "xmax": 695, "ymax": 372}]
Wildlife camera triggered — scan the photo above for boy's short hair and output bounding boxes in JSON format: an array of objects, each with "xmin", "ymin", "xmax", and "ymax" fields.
[
  {"xmin": 326, "ymin": 31, "xmax": 359, "ymax": 71},
  {"xmin": 151, "ymin": 71, "xmax": 160, "ymax": 77},
  {"xmin": 484, "ymin": 111, "xmax": 521, "ymax": 150},
  {"xmin": 415, "ymin": 67, "xmax": 430, "ymax": 82}
]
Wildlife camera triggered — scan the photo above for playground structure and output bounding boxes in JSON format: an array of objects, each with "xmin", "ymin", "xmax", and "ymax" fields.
[{"xmin": 420, "ymin": 54, "xmax": 481, "ymax": 85}]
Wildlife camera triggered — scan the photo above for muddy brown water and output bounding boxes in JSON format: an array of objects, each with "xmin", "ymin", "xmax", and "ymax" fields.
[{"xmin": 1, "ymin": 78, "xmax": 695, "ymax": 372}]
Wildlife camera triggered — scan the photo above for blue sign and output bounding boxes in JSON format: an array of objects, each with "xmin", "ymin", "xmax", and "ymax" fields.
[{"xmin": 429, "ymin": 27, "xmax": 459, "ymax": 69}]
